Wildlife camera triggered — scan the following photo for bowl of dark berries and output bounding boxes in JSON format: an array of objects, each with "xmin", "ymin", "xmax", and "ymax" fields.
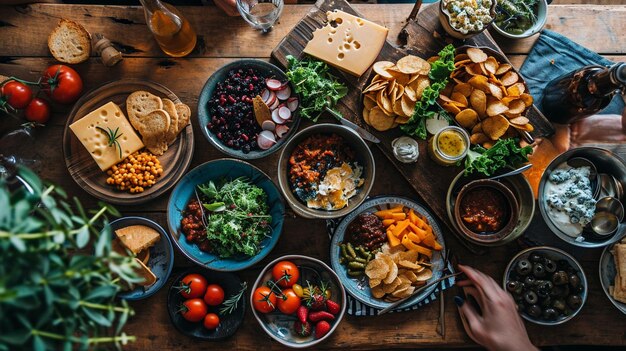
[
  {"xmin": 503, "ymin": 246, "xmax": 587, "ymax": 325},
  {"xmin": 198, "ymin": 59, "xmax": 301, "ymax": 159}
]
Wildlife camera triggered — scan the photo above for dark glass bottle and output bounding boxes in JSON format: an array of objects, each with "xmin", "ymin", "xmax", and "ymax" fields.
[{"xmin": 542, "ymin": 63, "xmax": 625, "ymax": 124}]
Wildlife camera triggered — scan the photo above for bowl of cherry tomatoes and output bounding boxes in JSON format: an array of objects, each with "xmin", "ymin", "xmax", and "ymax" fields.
[
  {"xmin": 251, "ymin": 255, "xmax": 346, "ymax": 348},
  {"xmin": 167, "ymin": 267, "xmax": 247, "ymax": 340}
]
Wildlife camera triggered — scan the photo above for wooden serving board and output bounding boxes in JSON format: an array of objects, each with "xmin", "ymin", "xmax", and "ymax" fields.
[{"xmin": 271, "ymin": 0, "xmax": 554, "ymax": 245}]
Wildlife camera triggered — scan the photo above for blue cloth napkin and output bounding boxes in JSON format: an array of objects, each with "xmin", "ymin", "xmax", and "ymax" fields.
[
  {"xmin": 520, "ymin": 29, "xmax": 624, "ymax": 115},
  {"xmin": 326, "ymin": 218, "xmax": 455, "ymax": 316}
]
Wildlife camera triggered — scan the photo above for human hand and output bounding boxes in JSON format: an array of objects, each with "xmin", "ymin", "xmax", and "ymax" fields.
[
  {"xmin": 214, "ymin": 0, "xmax": 240, "ymax": 17},
  {"xmin": 455, "ymin": 264, "xmax": 538, "ymax": 351}
]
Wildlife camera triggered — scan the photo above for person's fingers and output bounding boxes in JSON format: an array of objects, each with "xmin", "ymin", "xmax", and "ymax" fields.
[
  {"xmin": 463, "ymin": 286, "xmax": 487, "ymax": 313},
  {"xmin": 456, "ymin": 279, "xmax": 473, "ymax": 287},
  {"xmin": 459, "ymin": 264, "xmax": 500, "ymax": 300},
  {"xmin": 456, "ymin": 295, "xmax": 483, "ymax": 344}
]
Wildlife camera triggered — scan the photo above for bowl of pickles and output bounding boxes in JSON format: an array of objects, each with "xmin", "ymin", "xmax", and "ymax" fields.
[{"xmin": 492, "ymin": 0, "xmax": 548, "ymax": 39}]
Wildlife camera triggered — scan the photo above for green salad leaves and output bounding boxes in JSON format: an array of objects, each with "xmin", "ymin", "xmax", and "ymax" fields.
[
  {"xmin": 401, "ymin": 44, "xmax": 456, "ymax": 139},
  {"xmin": 464, "ymin": 138, "xmax": 533, "ymax": 176},
  {"xmin": 286, "ymin": 55, "xmax": 348, "ymax": 121},
  {"xmin": 197, "ymin": 177, "xmax": 272, "ymax": 258}
]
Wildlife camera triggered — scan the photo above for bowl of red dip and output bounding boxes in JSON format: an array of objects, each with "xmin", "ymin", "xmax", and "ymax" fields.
[{"xmin": 454, "ymin": 179, "xmax": 519, "ymax": 244}]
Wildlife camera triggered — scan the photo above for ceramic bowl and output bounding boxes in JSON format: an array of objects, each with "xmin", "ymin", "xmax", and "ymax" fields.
[
  {"xmin": 503, "ymin": 246, "xmax": 587, "ymax": 325},
  {"xmin": 599, "ymin": 231, "xmax": 626, "ymax": 315},
  {"xmin": 329, "ymin": 196, "xmax": 447, "ymax": 309},
  {"xmin": 107, "ymin": 217, "xmax": 174, "ymax": 300},
  {"xmin": 492, "ymin": 0, "xmax": 548, "ymax": 39},
  {"xmin": 446, "ymin": 169, "xmax": 534, "ymax": 247},
  {"xmin": 439, "ymin": 0, "xmax": 497, "ymax": 39},
  {"xmin": 197, "ymin": 59, "xmax": 300, "ymax": 160},
  {"xmin": 277, "ymin": 124, "xmax": 375, "ymax": 219},
  {"xmin": 454, "ymin": 179, "xmax": 520, "ymax": 245},
  {"xmin": 166, "ymin": 158, "xmax": 284, "ymax": 271},
  {"xmin": 167, "ymin": 267, "xmax": 246, "ymax": 340},
  {"xmin": 538, "ymin": 147, "xmax": 626, "ymax": 248},
  {"xmin": 251, "ymin": 255, "xmax": 346, "ymax": 348}
]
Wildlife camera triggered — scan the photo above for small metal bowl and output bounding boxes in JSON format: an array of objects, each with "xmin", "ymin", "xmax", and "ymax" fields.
[
  {"xmin": 277, "ymin": 124, "xmax": 375, "ymax": 219},
  {"xmin": 491, "ymin": 0, "xmax": 548, "ymax": 39},
  {"xmin": 538, "ymin": 147, "xmax": 626, "ymax": 248},
  {"xmin": 454, "ymin": 179, "xmax": 520, "ymax": 245},
  {"xmin": 439, "ymin": 0, "xmax": 497, "ymax": 39},
  {"xmin": 503, "ymin": 246, "xmax": 588, "ymax": 325}
]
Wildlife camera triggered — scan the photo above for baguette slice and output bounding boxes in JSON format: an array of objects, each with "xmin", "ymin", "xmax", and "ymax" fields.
[
  {"xmin": 48, "ymin": 19, "xmax": 91, "ymax": 64},
  {"xmin": 126, "ymin": 91, "xmax": 163, "ymax": 130},
  {"xmin": 162, "ymin": 98, "xmax": 180, "ymax": 145},
  {"xmin": 174, "ymin": 103, "xmax": 191, "ymax": 132},
  {"xmin": 136, "ymin": 109, "xmax": 171, "ymax": 155},
  {"xmin": 114, "ymin": 224, "xmax": 161, "ymax": 255}
]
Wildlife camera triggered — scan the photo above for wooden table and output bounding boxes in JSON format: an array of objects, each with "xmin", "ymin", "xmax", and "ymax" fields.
[{"xmin": 1, "ymin": 2, "xmax": 625, "ymax": 349}]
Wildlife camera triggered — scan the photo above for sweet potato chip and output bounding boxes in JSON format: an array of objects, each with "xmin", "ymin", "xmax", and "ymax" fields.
[
  {"xmin": 511, "ymin": 123, "xmax": 534, "ymax": 132},
  {"xmin": 470, "ymin": 89, "xmax": 487, "ymax": 116},
  {"xmin": 470, "ymin": 132, "xmax": 490, "ymax": 144},
  {"xmin": 453, "ymin": 82, "xmax": 473, "ymax": 97},
  {"xmin": 488, "ymin": 83, "xmax": 504, "ymax": 100},
  {"xmin": 507, "ymin": 83, "xmax": 526, "ymax": 96},
  {"xmin": 451, "ymin": 92, "xmax": 469, "ymax": 107},
  {"xmin": 442, "ymin": 101, "xmax": 462, "ymax": 115},
  {"xmin": 471, "ymin": 122, "xmax": 483, "ymax": 134},
  {"xmin": 500, "ymin": 71, "xmax": 519, "ymax": 86},
  {"xmin": 509, "ymin": 116, "xmax": 530, "ymax": 125},
  {"xmin": 520, "ymin": 93, "xmax": 533, "ymax": 107},
  {"xmin": 484, "ymin": 57, "xmax": 498, "ymax": 75},
  {"xmin": 507, "ymin": 99, "xmax": 526, "ymax": 115},
  {"xmin": 495, "ymin": 63, "xmax": 512, "ymax": 75},
  {"xmin": 455, "ymin": 53, "xmax": 470, "ymax": 62},
  {"xmin": 483, "ymin": 115, "xmax": 510, "ymax": 140},
  {"xmin": 455, "ymin": 108, "xmax": 479, "ymax": 128},
  {"xmin": 487, "ymin": 101, "xmax": 509, "ymax": 116},
  {"xmin": 468, "ymin": 75, "xmax": 489, "ymax": 91},
  {"xmin": 467, "ymin": 47, "xmax": 488, "ymax": 63}
]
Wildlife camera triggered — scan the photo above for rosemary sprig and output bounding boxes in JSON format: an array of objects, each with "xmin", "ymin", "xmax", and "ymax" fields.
[
  {"xmin": 96, "ymin": 126, "xmax": 124, "ymax": 159},
  {"xmin": 220, "ymin": 282, "xmax": 247, "ymax": 315}
]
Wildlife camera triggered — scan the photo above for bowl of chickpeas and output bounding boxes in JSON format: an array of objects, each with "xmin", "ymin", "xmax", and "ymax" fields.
[
  {"xmin": 439, "ymin": 0, "xmax": 497, "ymax": 39},
  {"xmin": 106, "ymin": 151, "xmax": 164, "ymax": 194}
]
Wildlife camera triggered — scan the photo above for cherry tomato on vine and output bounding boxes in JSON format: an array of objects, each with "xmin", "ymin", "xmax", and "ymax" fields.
[
  {"xmin": 277, "ymin": 288, "xmax": 301, "ymax": 315},
  {"xmin": 203, "ymin": 284, "xmax": 225, "ymax": 306},
  {"xmin": 41, "ymin": 65, "xmax": 83, "ymax": 104},
  {"xmin": 203, "ymin": 313, "xmax": 220, "ymax": 330},
  {"xmin": 178, "ymin": 273, "xmax": 208, "ymax": 299},
  {"xmin": 252, "ymin": 286, "xmax": 277, "ymax": 314},
  {"xmin": 180, "ymin": 298, "xmax": 208, "ymax": 322},
  {"xmin": 24, "ymin": 98, "xmax": 51, "ymax": 123},
  {"xmin": 272, "ymin": 261, "xmax": 300, "ymax": 288},
  {"xmin": 1, "ymin": 81, "xmax": 32, "ymax": 109}
]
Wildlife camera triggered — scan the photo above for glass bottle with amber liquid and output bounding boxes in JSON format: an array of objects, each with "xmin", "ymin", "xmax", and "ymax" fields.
[
  {"xmin": 140, "ymin": 0, "xmax": 197, "ymax": 57},
  {"xmin": 542, "ymin": 63, "xmax": 625, "ymax": 124}
]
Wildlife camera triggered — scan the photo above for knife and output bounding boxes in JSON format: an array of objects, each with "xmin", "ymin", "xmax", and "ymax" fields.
[{"xmin": 324, "ymin": 107, "xmax": 380, "ymax": 143}]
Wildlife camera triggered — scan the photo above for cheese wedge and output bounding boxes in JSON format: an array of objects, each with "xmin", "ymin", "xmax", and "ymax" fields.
[
  {"xmin": 303, "ymin": 10, "xmax": 388, "ymax": 77},
  {"xmin": 70, "ymin": 102, "xmax": 144, "ymax": 171}
]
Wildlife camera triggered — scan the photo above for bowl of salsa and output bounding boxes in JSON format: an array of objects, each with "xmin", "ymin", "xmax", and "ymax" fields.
[{"xmin": 454, "ymin": 179, "xmax": 519, "ymax": 244}]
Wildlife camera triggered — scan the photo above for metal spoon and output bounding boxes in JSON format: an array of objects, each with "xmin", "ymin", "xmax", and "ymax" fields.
[
  {"xmin": 589, "ymin": 196, "xmax": 624, "ymax": 237},
  {"xmin": 488, "ymin": 164, "xmax": 533, "ymax": 181}
]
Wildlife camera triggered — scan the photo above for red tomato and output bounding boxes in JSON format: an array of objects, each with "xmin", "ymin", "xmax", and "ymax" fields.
[
  {"xmin": 178, "ymin": 273, "xmax": 208, "ymax": 299},
  {"xmin": 252, "ymin": 286, "xmax": 277, "ymax": 314},
  {"xmin": 1, "ymin": 81, "xmax": 32, "ymax": 109},
  {"xmin": 24, "ymin": 98, "xmax": 51, "ymax": 123},
  {"xmin": 203, "ymin": 284, "xmax": 225, "ymax": 306},
  {"xmin": 272, "ymin": 261, "xmax": 300, "ymax": 288},
  {"xmin": 181, "ymin": 298, "xmax": 207, "ymax": 323},
  {"xmin": 41, "ymin": 65, "xmax": 83, "ymax": 104},
  {"xmin": 203, "ymin": 313, "xmax": 220, "ymax": 330},
  {"xmin": 277, "ymin": 288, "xmax": 301, "ymax": 315}
]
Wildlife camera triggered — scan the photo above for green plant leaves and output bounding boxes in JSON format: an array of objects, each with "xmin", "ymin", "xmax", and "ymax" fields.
[{"xmin": 76, "ymin": 225, "xmax": 90, "ymax": 248}]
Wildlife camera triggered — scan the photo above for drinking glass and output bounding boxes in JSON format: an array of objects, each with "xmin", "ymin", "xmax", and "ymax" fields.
[{"xmin": 236, "ymin": 0, "xmax": 284, "ymax": 33}]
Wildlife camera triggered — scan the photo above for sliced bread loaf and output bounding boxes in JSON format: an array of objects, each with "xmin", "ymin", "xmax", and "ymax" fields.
[
  {"xmin": 48, "ymin": 19, "xmax": 91, "ymax": 64},
  {"xmin": 162, "ymin": 98, "xmax": 180, "ymax": 144}
]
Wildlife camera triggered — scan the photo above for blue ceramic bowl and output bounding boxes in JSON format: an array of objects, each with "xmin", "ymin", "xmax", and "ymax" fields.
[
  {"xmin": 197, "ymin": 59, "xmax": 301, "ymax": 160},
  {"xmin": 167, "ymin": 158, "xmax": 285, "ymax": 271},
  {"xmin": 251, "ymin": 255, "xmax": 346, "ymax": 348},
  {"xmin": 108, "ymin": 217, "xmax": 174, "ymax": 300}
]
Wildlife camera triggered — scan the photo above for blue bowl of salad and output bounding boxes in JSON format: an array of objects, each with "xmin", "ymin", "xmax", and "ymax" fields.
[{"xmin": 167, "ymin": 158, "xmax": 285, "ymax": 271}]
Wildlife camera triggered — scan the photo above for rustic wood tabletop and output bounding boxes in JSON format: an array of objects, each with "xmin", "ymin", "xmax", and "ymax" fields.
[{"xmin": 1, "ymin": 2, "xmax": 625, "ymax": 350}]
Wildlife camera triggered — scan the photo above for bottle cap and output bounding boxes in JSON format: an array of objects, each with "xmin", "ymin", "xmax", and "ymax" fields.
[{"xmin": 611, "ymin": 62, "xmax": 626, "ymax": 86}]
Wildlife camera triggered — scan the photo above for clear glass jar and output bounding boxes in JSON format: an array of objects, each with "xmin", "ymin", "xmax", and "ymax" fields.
[{"xmin": 428, "ymin": 126, "xmax": 470, "ymax": 166}]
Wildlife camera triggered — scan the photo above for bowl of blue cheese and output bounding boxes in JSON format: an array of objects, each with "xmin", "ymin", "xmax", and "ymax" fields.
[{"xmin": 539, "ymin": 147, "xmax": 626, "ymax": 248}]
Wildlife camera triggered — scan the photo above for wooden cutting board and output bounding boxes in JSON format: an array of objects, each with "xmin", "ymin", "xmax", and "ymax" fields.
[{"xmin": 271, "ymin": 0, "xmax": 554, "ymax": 241}]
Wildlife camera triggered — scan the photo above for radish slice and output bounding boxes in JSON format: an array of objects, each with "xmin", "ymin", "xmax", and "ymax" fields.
[
  {"xmin": 276, "ymin": 86, "xmax": 291, "ymax": 100},
  {"xmin": 271, "ymin": 109, "xmax": 286, "ymax": 124},
  {"xmin": 287, "ymin": 97, "xmax": 299, "ymax": 112},
  {"xmin": 261, "ymin": 89, "xmax": 270, "ymax": 102},
  {"xmin": 262, "ymin": 120, "xmax": 276, "ymax": 131},
  {"xmin": 266, "ymin": 79, "xmax": 283, "ymax": 91},
  {"xmin": 425, "ymin": 115, "xmax": 449, "ymax": 135},
  {"xmin": 280, "ymin": 81, "xmax": 290, "ymax": 89},
  {"xmin": 268, "ymin": 98, "xmax": 280, "ymax": 110},
  {"xmin": 265, "ymin": 91, "xmax": 276, "ymax": 107},
  {"xmin": 257, "ymin": 130, "xmax": 276, "ymax": 150},
  {"xmin": 278, "ymin": 106, "xmax": 291, "ymax": 120},
  {"xmin": 275, "ymin": 124, "xmax": 289, "ymax": 138}
]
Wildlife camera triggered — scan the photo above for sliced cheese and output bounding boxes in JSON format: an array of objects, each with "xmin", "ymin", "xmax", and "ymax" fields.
[
  {"xmin": 70, "ymin": 102, "xmax": 144, "ymax": 171},
  {"xmin": 303, "ymin": 10, "xmax": 388, "ymax": 77}
]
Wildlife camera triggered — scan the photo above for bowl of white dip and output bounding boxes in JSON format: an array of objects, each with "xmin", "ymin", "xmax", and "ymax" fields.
[{"xmin": 538, "ymin": 147, "xmax": 626, "ymax": 248}]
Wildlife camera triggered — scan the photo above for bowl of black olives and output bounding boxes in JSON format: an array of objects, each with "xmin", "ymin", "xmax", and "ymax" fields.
[{"xmin": 503, "ymin": 246, "xmax": 587, "ymax": 325}]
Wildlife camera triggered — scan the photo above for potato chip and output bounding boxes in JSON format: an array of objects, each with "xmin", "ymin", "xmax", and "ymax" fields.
[
  {"xmin": 488, "ymin": 83, "xmax": 504, "ymax": 100},
  {"xmin": 483, "ymin": 141, "xmax": 495, "ymax": 149},
  {"xmin": 392, "ymin": 285, "xmax": 415, "ymax": 298},
  {"xmin": 386, "ymin": 79, "xmax": 397, "ymax": 96},
  {"xmin": 453, "ymin": 82, "xmax": 473, "ymax": 97},
  {"xmin": 467, "ymin": 47, "xmax": 488, "ymax": 63},
  {"xmin": 398, "ymin": 260, "xmax": 422, "ymax": 270},
  {"xmin": 451, "ymin": 92, "xmax": 468, "ymax": 107},
  {"xmin": 397, "ymin": 55, "xmax": 430, "ymax": 75},
  {"xmin": 455, "ymin": 108, "xmax": 479, "ymax": 128},
  {"xmin": 369, "ymin": 278, "xmax": 381, "ymax": 288},
  {"xmin": 365, "ymin": 258, "xmax": 390, "ymax": 280},
  {"xmin": 455, "ymin": 59, "xmax": 472, "ymax": 67},
  {"xmin": 393, "ymin": 99, "xmax": 406, "ymax": 117},
  {"xmin": 369, "ymin": 107, "xmax": 395, "ymax": 131},
  {"xmin": 507, "ymin": 83, "xmax": 526, "ymax": 96},
  {"xmin": 395, "ymin": 115, "xmax": 411, "ymax": 124},
  {"xmin": 415, "ymin": 268, "xmax": 433, "ymax": 281},
  {"xmin": 486, "ymin": 101, "xmax": 509, "ymax": 116},
  {"xmin": 373, "ymin": 61, "xmax": 395, "ymax": 79},
  {"xmin": 469, "ymin": 89, "xmax": 487, "ymax": 116},
  {"xmin": 483, "ymin": 115, "xmax": 510, "ymax": 140},
  {"xmin": 509, "ymin": 116, "xmax": 530, "ymax": 125},
  {"xmin": 471, "ymin": 122, "xmax": 483, "ymax": 134},
  {"xmin": 500, "ymin": 71, "xmax": 519, "ymax": 86},
  {"xmin": 468, "ymin": 75, "xmax": 489, "ymax": 91},
  {"xmin": 470, "ymin": 132, "xmax": 490, "ymax": 144},
  {"xmin": 401, "ymin": 95, "xmax": 416, "ymax": 117},
  {"xmin": 395, "ymin": 84, "xmax": 405, "ymax": 101},
  {"xmin": 362, "ymin": 107, "xmax": 370, "ymax": 124},
  {"xmin": 371, "ymin": 284, "xmax": 386, "ymax": 298},
  {"xmin": 495, "ymin": 63, "xmax": 512, "ymax": 75},
  {"xmin": 511, "ymin": 123, "xmax": 534, "ymax": 132},
  {"xmin": 407, "ymin": 73, "xmax": 420, "ymax": 84},
  {"xmin": 363, "ymin": 81, "xmax": 386, "ymax": 94},
  {"xmin": 412, "ymin": 76, "xmax": 430, "ymax": 100},
  {"xmin": 389, "ymin": 71, "xmax": 410, "ymax": 86},
  {"xmin": 507, "ymin": 99, "xmax": 526, "ymax": 115},
  {"xmin": 364, "ymin": 94, "xmax": 376, "ymax": 109},
  {"xmin": 383, "ymin": 277, "xmax": 403, "ymax": 294},
  {"xmin": 442, "ymin": 101, "xmax": 462, "ymax": 115},
  {"xmin": 404, "ymin": 270, "xmax": 419, "ymax": 283},
  {"xmin": 398, "ymin": 250, "xmax": 419, "ymax": 263},
  {"xmin": 484, "ymin": 56, "xmax": 498, "ymax": 75},
  {"xmin": 464, "ymin": 63, "xmax": 484, "ymax": 76},
  {"xmin": 382, "ymin": 260, "xmax": 398, "ymax": 285},
  {"xmin": 520, "ymin": 93, "xmax": 533, "ymax": 107},
  {"xmin": 377, "ymin": 89, "xmax": 392, "ymax": 115},
  {"xmin": 403, "ymin": 85, "xmax": 416, "ymax": 101},
  {"xmin": 454, "ymin": 53, "xmax": 469, "ymax": 62}
]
